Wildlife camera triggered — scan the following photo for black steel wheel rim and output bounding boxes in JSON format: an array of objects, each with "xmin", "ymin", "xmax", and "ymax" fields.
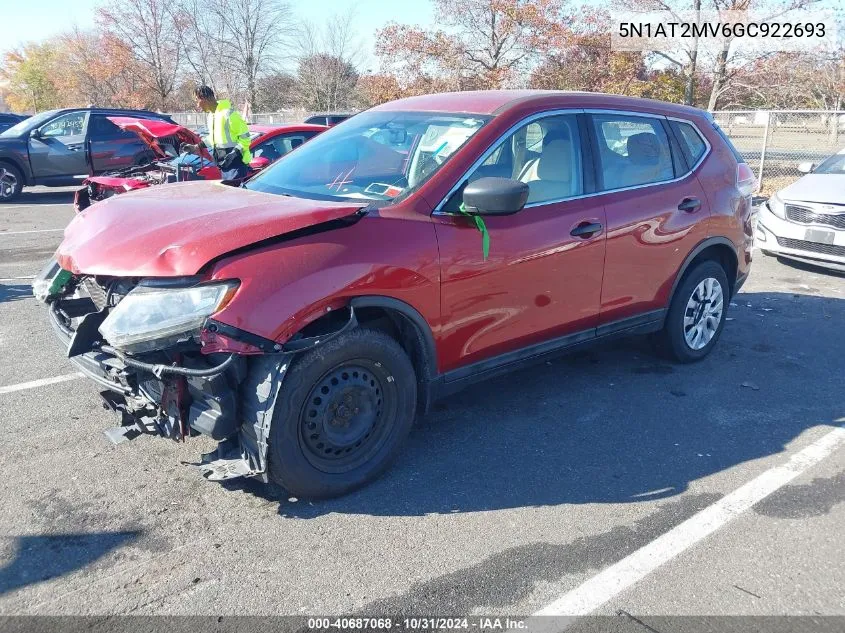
[{"xmin": 298, "ymin": 362, "xmax": 393, "ymax": 473}]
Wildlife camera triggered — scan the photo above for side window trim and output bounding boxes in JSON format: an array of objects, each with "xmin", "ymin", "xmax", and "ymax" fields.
[
  {"xmin": 666, "ymin": 116, "xmax": 712, "ymax": 171},
  {"xmin": 660, "ymin": 118, "xmax": 689, "ymax": 177},
  {"xmin": 434, "ymin": 107, "xmax": 587, "ymax": 214},
  {"xmin": 433, "ymin": 109, "xmax": 713, "ymax": 214},
  {"xmin": 584, "ymin": 110, "xmax": 712, "ymax": 195}
]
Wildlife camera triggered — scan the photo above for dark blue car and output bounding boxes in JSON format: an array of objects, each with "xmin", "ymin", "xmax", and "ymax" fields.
[{"xmin": 0, "ymin": 107, "xmax": 173, "ymax": 202}]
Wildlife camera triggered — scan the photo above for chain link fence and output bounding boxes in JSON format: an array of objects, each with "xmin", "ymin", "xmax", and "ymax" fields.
[
  {"xmin": 168, "ymin": 109, "xmax": 309, "ymax": 132},
  {"xmin": 712, "ymin": 110, "xmax": 845, "ymax": 196}
]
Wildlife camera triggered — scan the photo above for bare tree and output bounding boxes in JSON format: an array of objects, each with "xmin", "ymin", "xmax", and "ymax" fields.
[
  {"xmin": 200, "ymin": 0, "xmax": 294, "ymax": 109},
  {"xmin": 296, "ymin": 13, "xmax": 363, "ymax": 111},
  {"xmin": 705, "ymin": 0, "xmax": 822, "ymax": 110},
  {"xmin": 97, "ymin": 0, "xmax": 186, "ymax": 108}
]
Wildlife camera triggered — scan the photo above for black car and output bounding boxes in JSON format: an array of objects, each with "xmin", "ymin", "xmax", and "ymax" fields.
[
  {"xmin": 0, "ymin": 113, "xmax": 29, "ymax": 134},
  {"xmin": 303, "ymin": 113, "xmax": 353, "ymax": 126},
  {"xmin": 0, "ymin": 107, "xmax": 175, "ymax": 202}
]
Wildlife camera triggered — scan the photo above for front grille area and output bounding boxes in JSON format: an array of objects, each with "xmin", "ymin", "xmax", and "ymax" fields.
[
  {"xmin": 83, "ymin": 278, "xmax": 108, "ymax": 310},
  {"xmin": 785, "ymin": 204, "xmax": 845, "ymax": 230},
  {"xmin": 776, "ymin": 237, "xmax": 845, "ymax": 258}
]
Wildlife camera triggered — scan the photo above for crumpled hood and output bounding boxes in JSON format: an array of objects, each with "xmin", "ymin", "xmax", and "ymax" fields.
[
  {"xmin": 56, "ymin": 181, "xmax": 367, "ymax": 276},
  {"xmin": 107, "ymin": 116, "xmax": 206, "ymax": 160},
  {"xmin": 779, "ymin": 174, "xmax": 845, "ymax": 206}
]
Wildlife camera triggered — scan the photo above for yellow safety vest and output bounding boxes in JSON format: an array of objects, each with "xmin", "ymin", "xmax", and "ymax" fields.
[{"xmin": 204, "ymin": 99, "xmax": 251, "ymax": 164}]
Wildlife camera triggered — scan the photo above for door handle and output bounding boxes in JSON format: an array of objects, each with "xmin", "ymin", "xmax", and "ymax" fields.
[
  {"xmin": 678, "ymin": 197, "xmax": 701, "ymax": 213},
  {"xmin": 570, "ymin": 221, "xmax": 603, "ymax": 238}
]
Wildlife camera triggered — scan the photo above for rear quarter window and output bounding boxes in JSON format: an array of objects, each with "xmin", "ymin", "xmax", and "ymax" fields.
[{"xmin": 671, "ymin": 121, "xmax": 707, "ymax": 166}]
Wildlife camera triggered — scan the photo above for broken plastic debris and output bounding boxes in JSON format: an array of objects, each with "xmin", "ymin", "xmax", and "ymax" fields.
[{"xmin": 741, "ymin": 381, "xmax": 760, "ymax": 391}]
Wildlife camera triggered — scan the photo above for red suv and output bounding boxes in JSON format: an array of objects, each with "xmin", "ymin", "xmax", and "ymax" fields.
[{"xmin": 36, "ymin": 91, "xmax": 754, "ymax": 498}]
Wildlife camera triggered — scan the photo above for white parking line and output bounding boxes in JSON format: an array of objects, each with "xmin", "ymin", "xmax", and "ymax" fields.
[
  {"xmin": 533, "ymin": 425, "xmax": 845, "ymax": 622},
  {"xmin": 0, "ymin": 228, "xmax": 64, "ymax": 235},
  {"xmin": 0, "ymin": 276, "xmax": 34, "ymax": 281},
  {"xmin": 0, "ymin": 373, "xmax": 84, "ymax": 395}
]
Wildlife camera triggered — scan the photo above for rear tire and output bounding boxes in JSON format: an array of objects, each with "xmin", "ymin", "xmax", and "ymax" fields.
[
  {"xmin": 0, "ymin": 163, "xmax": 23, "ymax": 202},
  {"xmin": 656, "ymin": 260, "xmax": 729, "ymax": 363},
  {"xmin": 267, "ymin": 328, "xmax": 417, "ymax": 499}
]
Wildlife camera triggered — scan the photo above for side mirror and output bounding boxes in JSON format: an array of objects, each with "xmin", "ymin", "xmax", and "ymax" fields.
[
  {"xmin": 462, "ymin": 177, "xmax": 529, "ymax": 216},
  {"xmin": 250, "ymin": 156, "xmax": 271, "ymax": 170},
  {"xmin": 797, "ymin": 161, "xmax": 815, "ymax": 174},
  {"xmin": 30, "ymin": 128, "xmax": 42, "ymax": 140}
]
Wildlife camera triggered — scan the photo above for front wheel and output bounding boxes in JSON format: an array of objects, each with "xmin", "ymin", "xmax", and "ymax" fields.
[
  {"xmin": 656, "ymin": 260, "xmax": 730, "ymax": 363},
  {"xmin": 267, "ymin": 328, "xmax": 417, "ymax": 499},
  {"xmin": 0, "ymin": 163, "xmax": 23, "ymax": 202}
]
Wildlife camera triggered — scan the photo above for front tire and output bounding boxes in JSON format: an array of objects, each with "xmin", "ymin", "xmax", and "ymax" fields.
[
  {"xmin": 267, "ymin": 328, "xmax": 417, "ymax": 499},
  {"xmin": 0, "ymin": 163, "xmax": 23, "ymax": 202},
  {"xmin": 656, "ymin": 260, "xmax": 729, "ymax": 363}
]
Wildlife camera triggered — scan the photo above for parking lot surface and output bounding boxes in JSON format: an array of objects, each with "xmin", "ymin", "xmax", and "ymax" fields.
[{"xmin": 0, "ymin": 188, "xmax": 843, "ymax": 621}]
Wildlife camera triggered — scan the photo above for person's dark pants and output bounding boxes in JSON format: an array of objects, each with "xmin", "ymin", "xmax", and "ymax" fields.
[{"xmin": 221, "ymin": 161, "xmax": 249, "ymax": 181}]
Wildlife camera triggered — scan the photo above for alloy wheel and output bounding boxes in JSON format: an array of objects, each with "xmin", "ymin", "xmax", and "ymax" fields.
[{"xmin": 683, "ymin": 277, "xmax": 724, "ymax": 350}]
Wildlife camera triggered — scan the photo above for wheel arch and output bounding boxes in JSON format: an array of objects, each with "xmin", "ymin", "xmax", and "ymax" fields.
[
  {"xmin": 0, "ymin": 156, "xmax": 29, "ymax": 187},
  {"xmin": 669, "ymin": 237, "xmax": 739, "ymax": 303}
]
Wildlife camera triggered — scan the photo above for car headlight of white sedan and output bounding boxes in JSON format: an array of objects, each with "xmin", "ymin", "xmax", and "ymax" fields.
[
  {"xmin": 766, "ymin": 192, "xmax": 787, "ymax": 219},
  {"xmin": 99, "ymin": 281, "xmax": 238, "ymax": 353}
]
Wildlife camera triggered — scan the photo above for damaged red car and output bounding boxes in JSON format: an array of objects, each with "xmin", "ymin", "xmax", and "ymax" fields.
[
  {"xmin": 74, "ymin": 117, "xmax": 326, "ymax": 211},
  {"xmin": 37, "ymin": 91, "xmax": 753, "ymax": 498}
]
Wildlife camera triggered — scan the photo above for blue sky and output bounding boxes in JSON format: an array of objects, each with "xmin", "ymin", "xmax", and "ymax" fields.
[{"xmin": 0, "ymin": 0, "xmax": 434, "ymax": 66}]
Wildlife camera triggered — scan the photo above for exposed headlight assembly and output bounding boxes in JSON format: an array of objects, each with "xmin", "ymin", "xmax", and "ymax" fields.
[
  {"xmin": 767, "ymin": 192, "xmax": 786, "ymax": 219},
  {"xmin": 99, "ymin": 281, "xmax": 238, "ymax": 353},
  {"xmin": 32, "ymin": 258, "xmax": 72, "ymax": 303}
]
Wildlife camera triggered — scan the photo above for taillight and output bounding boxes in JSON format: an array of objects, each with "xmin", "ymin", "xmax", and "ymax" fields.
[{"xmin": 737, "ymin": 163, "xmax": 756, "ymax": 196}]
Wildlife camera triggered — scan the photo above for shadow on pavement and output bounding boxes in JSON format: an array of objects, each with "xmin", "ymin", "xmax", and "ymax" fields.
[
  {"xmin": 8, "ymin": 190, "xmax": 75, "ymax": 206},
  {"xmin": 224, "ymin": 291, "xmax": 844, "ymax": 518},
  {"xmin": 0, "ymin": 284, "xmax": 32, "ymax": 304},
  {"xmin": 0, "ymin": 531, "xmax": 140, "ymax": 595},
  {"xmin": 770, "ymin": 254, "xmax": 845, "ymax": 279}
]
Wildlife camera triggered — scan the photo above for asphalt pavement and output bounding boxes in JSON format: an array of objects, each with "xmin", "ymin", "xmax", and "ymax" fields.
[{"xmin": 0, "ymin": 187, "xmax": 843, "ymax": 625}]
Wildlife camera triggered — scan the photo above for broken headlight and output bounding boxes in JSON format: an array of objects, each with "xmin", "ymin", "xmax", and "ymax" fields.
[
  {"xmin": 32, "ymin": 258, "xmax": 71, "ymax": 303},
  {"xmin": 99, "ymin": 281, "xmax": 238, "ymax": 353}
]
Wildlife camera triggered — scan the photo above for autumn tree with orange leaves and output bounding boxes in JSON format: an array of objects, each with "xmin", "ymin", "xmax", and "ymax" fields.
[{"xmin": 375, "ymin": 0, "xmax": 568, "ymax": 95}]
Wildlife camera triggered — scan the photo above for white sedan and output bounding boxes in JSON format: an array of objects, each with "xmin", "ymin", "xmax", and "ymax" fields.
[{"xmin": 756, "ymin": 148, "xmax": 845, "ymax": 272}]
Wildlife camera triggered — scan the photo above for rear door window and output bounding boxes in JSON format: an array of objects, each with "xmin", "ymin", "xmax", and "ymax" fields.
[
  {"xmin": 89, "ymin": 115, "xmax": 139, "ymax": 141},
  {"xmin": 591, "ymin": 114, "xmax": 674, "ymax": 191}
]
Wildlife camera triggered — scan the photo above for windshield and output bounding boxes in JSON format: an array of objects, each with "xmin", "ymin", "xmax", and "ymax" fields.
[
  {"xmin": 0, "ymin": 110, "xmax": 57, "ymax": 137},
  {"xmin": 813, "ymin": 151, "xmax": 845, "ymax": 174},
  {"xmin": 245, "ymin": 111, "xmax": 490, "ymax": 201}
]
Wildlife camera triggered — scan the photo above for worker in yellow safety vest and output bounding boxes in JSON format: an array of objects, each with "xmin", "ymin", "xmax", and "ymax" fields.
[{"xmin": 181, "ymin": 85, "xmax": 252, "ymax": 180}]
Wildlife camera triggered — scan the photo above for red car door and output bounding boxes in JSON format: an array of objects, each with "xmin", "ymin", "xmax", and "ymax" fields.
[
  {"xmin": 433, "ymin": 113, "xmax": 607, "ymax": 374},
  {"xmin": 588, "ymin": 112, "xmax": 711, "ymax": 325}
]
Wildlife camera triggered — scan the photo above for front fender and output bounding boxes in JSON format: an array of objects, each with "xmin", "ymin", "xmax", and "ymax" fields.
[{"xmin": 207, "ymin": 214, "xmax": 441, "ymax": 349}]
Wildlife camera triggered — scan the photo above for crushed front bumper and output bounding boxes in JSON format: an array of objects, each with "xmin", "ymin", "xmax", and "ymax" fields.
[{"xmin": 46, "ymin": 295, "xmax": 291, "ymax": 481}]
